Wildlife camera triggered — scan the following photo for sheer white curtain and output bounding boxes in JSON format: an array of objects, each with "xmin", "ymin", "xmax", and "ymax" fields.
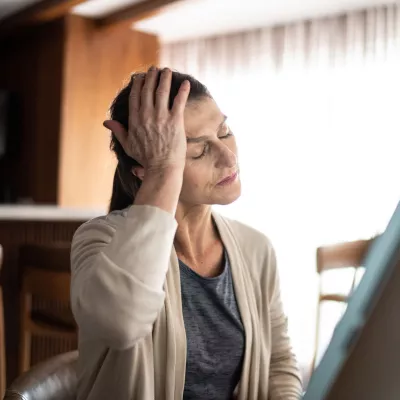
[{"xmin": 161, "ymin": 5, "xmax": 400, "ymax": 366}]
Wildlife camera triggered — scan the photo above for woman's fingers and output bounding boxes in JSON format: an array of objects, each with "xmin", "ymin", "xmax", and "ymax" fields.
[
  {"xmin": 129, "ymin": 74, "xmax": 144, "ymax": 117},
  {"xmin": 155, "ymin": 68, "xmax": 172, "ymax": 114},
  {"xmin": 141, "ymin": 66, "xmax": 158, "ymax": 111},
  {"xmin": 171, "ymin": 80, "xmax": 190, "ymax": 116}
]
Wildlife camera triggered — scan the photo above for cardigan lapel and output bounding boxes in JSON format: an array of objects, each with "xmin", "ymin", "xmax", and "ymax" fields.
[
  {"xmin": 163, "ymin": 248, "xmax": 187, "ymax": 400},
  {"xmin": 212, "ymin": 212, "xmax": 261, "ymax": 400}
]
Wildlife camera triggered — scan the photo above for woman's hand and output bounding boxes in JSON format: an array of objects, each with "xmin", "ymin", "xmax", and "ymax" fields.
[
  {"xmin": 104, "ymin": 67, "xmax": 190, "ymax": 214},
  {"xmin": 104, "ymin": 67, "xmax": 190, "ymax": 173}
]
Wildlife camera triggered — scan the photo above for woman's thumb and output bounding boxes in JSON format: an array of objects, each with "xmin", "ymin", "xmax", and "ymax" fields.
[{"xmin": 103, "ymin": 120, "xmax": 127, "ymax": 142}]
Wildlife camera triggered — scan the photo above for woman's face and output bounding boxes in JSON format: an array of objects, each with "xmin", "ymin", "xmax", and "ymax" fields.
[{"xmin": 179, "ymin": 96, "xmax": 241, "ymax": 206}]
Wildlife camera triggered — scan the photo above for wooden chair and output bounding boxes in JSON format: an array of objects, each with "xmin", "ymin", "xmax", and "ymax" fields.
[
  {"xmin": 311, "ymin": 237, "xmax": 376, "ymax": 372},
  {"xmin": 18, "ymin": 244, "xmax": 77, "ymax": 374},
  {"xmin": 0, "ymin": 244, "xmax": 6, "ymax": 398}
]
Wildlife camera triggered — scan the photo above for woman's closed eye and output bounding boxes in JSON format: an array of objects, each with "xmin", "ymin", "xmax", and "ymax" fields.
[
  {"xmin": 192, "ymin": 143, "xmax": 209, "ymax": 160},
  {"xmin": 192, "ymin": 131, "xmax": 234, "ymax": 160}
]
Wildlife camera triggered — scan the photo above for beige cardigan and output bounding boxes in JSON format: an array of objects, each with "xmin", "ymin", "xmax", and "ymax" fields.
[{"xmin": 71, "ymin": 205, "xmax": 302, "ymax": 400}]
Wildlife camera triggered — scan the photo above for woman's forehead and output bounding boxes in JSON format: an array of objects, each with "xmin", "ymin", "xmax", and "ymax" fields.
[{"xmin": 184, "ymin": 97, "xmax": 225, "ymax": 137}]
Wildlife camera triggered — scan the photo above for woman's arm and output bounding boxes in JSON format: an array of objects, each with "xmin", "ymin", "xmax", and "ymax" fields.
[
  {"xmin": 71, "ymin": 68, "xmax": 189, "ymax": 351},
  {"xmin": 267, "ymin": 245, "xmax": 303, "ymax": 399},
  {"xmin": 70, "ymin": 203, "xmax": 177, "ymax": 350}
]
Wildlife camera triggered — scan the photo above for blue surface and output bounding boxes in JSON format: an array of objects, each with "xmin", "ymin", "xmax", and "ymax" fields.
[{"xmin": 303, "ymin": 201, "xmax": 400, "ymax": 400}]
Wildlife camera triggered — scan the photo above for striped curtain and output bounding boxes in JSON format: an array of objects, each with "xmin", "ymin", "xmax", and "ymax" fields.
[{"xmin": 160, "ymin": 5, "xmax": 400, "ymax": 368}]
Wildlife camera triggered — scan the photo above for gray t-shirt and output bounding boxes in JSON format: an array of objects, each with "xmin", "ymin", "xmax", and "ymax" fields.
[{"xmin": 179, "ymin": 253, "xmax": 245, "ymax": 400}]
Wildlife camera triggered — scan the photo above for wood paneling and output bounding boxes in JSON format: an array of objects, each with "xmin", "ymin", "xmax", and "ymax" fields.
[
  {"xmin": 58, "ymin": 15, "xmax": 159, "ymax": 207},
  {"xmin": 0, "ymin": 15, "xmax": 159, "ymax": 207},
  {"xmin": 0, "ymin": 20, "xmax": 65, "ymax": 203}
]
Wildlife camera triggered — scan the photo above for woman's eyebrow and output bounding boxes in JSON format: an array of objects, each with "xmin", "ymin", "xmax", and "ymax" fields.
[
  {"xmin": 187, "ymin": 136, "xmax": 209, "ymax": 143},
  {"xmin": 186, "ymin": 115, "xmax": 228, "ymax": 143},
  {"xmin": 217, "ymin": 115, "xmax": 228, "ymax": 132}
]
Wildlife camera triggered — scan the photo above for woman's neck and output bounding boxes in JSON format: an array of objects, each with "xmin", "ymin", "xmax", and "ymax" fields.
[{"xmin": 174, "ymin": 204, "xmax": 221, "ymax": 267}]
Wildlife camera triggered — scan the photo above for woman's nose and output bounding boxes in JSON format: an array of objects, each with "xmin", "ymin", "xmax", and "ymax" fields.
[{"xmin": 215, "ymin": 145, "xmax": 237, "ymax": 169}]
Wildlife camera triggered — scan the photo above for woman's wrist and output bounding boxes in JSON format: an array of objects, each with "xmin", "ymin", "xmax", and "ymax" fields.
[{"xmin": 134, "ymin": 166, "xmax": 184, "ymax": 215}]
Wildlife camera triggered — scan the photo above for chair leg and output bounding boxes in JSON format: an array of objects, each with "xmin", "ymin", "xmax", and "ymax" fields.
[
  {"xmin": 19, "ymin": 330, "xmax": 31, "ymax": 374},
  {"xmin": 310, "ymin": 303, "xmax": 320, "ymax": 373},
  {"xmin": 311, "ymin": 278, "xmax": 322, "ymax": 374},
  {"xmin": 19, "ymin": 292, "xmax": 32, "ymax": 374}
]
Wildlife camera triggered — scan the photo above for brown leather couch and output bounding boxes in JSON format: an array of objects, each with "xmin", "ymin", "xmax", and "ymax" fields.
[{"xmin": 3, "ymin": 351, "xmax": 78, "ymax": 400}]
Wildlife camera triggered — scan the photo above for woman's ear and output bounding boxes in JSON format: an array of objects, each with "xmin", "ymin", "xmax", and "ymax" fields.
[{"xmin": 132, "ymin": 167, "xmax": 145, "ymax": 181}]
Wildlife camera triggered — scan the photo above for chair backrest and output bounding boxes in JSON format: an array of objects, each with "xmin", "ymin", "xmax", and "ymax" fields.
[
  {"xmin": 4, "ymin": 351, "xmax": 78, "ymax": 400},
  {"xmin": 317, "ymin": 238, "xmax": 374, "ymax": 302},
  {"xmin": 311, "ymin": 237, "xmax": 376, "ymax": 371},
  {"xmin": 21, "ymin": 267, "xmax": 71, "ymax": 302},
  {"xmin": 0, "ymin": 244, "xmax": 6, "ymax": 398},
  {"xmin": 18, "ymin": 244, "xmax": 76, "ymax": 374},
  {"xmin": 317, "ymin": 239, "xmax": 374, "ymax": 274},
  {"xmin": 19, "ymin": 244, "xmax": 71, "ymax": 273}
]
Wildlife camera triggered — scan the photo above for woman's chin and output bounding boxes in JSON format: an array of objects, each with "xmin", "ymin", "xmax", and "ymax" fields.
[{"xmin": 213, "ymin": 183, "xmax": 242, "ymax": 205}]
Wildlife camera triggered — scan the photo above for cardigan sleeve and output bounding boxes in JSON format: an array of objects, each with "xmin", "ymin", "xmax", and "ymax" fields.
[
  {"xmin": 267, "ymin": 242, "xmax": 303, "ymax": 400},
  {"xmin": 70, "ymin": 205, "xmax": 177, "ymax": 350}
]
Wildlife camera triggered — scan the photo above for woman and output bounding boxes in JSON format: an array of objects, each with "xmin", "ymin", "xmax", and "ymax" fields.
[{"xmin": 71, "ymin": 67, "xmax": 302, "ymax": 400}]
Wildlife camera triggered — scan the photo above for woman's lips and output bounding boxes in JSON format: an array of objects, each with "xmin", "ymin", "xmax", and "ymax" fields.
[{"xmin": 217, "ymin": 171, "xmax": 238, "ymax": 186}]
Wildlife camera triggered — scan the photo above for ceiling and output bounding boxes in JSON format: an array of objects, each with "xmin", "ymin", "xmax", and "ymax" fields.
[
  {"xmin": 73, "ymin": 0, "xmax": 144, "ymax": 18},
  {"xmin": 0, "ymin": 0, "xmax": 41, "ymax": 19},
  {"xmin": 0, "ymin": 0, "xmax": 394, "ymax": 42},
  {"xmin": 0, "ymin": 0, "xmax": 146, "ymax": 20},
  {"xmin": 133, "ymin": 0, "xmax": 394, "ymax": 42}
]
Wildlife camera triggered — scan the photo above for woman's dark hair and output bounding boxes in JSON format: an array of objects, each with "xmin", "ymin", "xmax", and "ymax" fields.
[{"xmin": 109, "ymin": 69, "xmax": 211, "ymax": 212}]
